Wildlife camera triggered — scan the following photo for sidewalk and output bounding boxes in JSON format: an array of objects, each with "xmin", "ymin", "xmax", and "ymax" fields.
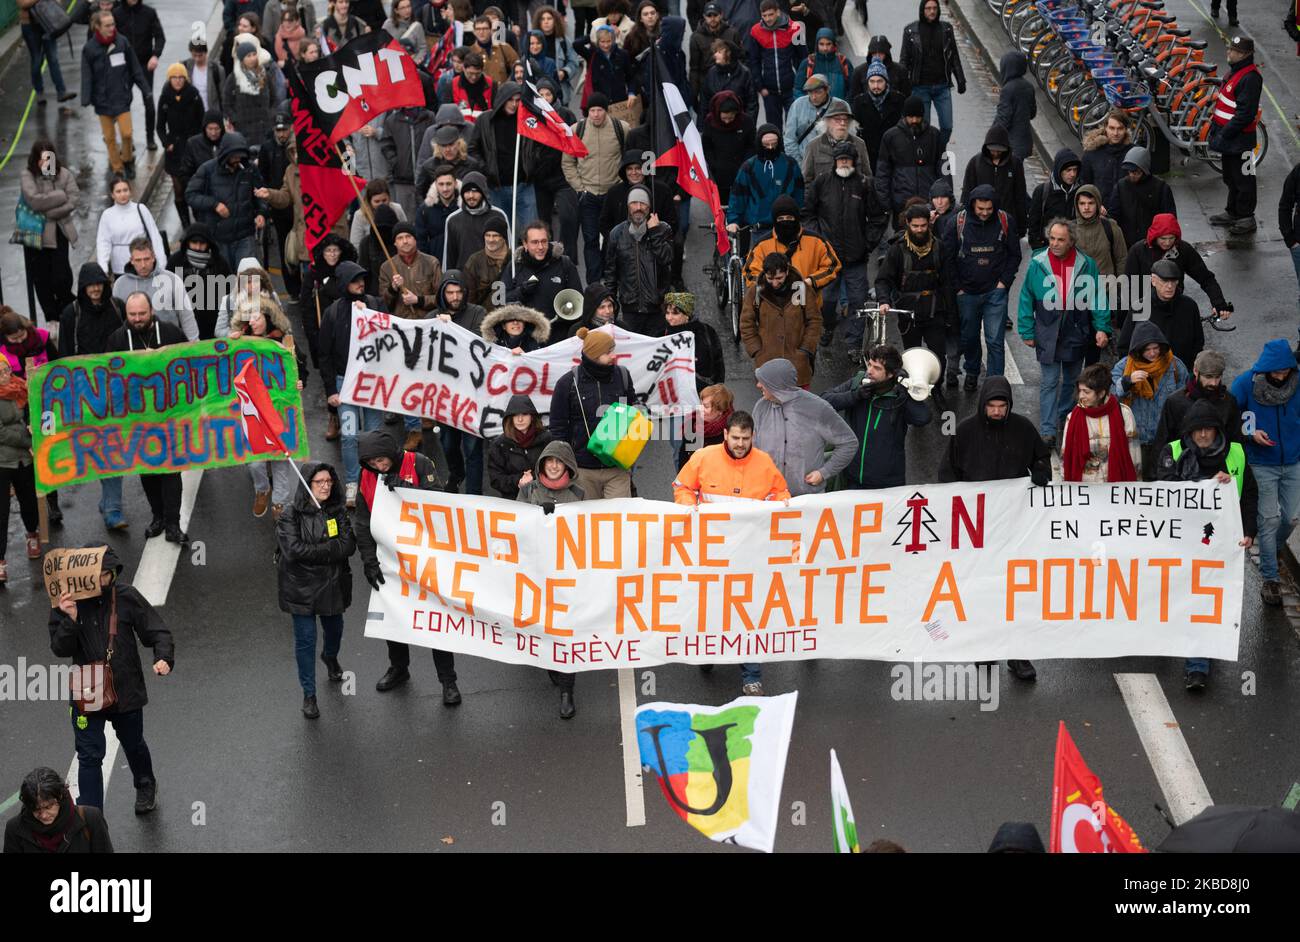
[{"xmin": 0, "ymin": 0, "xmax": 221, "ymax": 324}]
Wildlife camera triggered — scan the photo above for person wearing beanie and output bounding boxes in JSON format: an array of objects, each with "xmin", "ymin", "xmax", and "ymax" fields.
[
  {"xmin": 462, "ymin": 216, "xmax": 511, "ymax": 312},
  {"xmin": 797, "ymin": 29, "xmax": 852, "ymax": 103},
  {"xmin": 851, "ymin": 58, "xmax": 905, "ymax": 170},
  {"xmin": 875, "ymin": 93, "xmax": 947, "ymax": 224},
  {"xmin": 602, "ymin": 185, "xmax": 674, "ymax": 336},
  {"xmin": 876, "ymin": 201, "xmax": 953, "ymax": 370},
  {"xmin": 745, "ymin": 194, "xmax": 841, "ymax": 315},
  {"xmin": 850, "ymin": 34, "xmax": 911, "ymax": 102},
  {"xmin": 503, "ymin": 219, "xmax": 583, "ymax": 321},
  {"xmin": 741, "ymin": 251, "xmax": 822, "ymax": 387},
  {"xmin": 1208, "ymin": 34, "xmax": 1262, "ymax": 234},
  {"xmin": 900, "ymin": 0, "xmax": 967, "ymax": 151},
  {"xmin": 157, "ymin": 63, "xmax": 204, "ymax": 228},
  {"xmin": 549, "ymin": 325, "xmax": 639, "ymax": 497},
  {"xmin": 563, "ymin": 93, "xmax": 628, "ymax": 284},
  {"xmin": 1107, "ymin": 145, "xmax": 1177, "ymax": 249},
  {"xmin": 664, "ymin": 290, "xmax": 726, "ymax": 401},
  {"xmin": 1154, "ymin": 349, "xmax": 1243, "ymax": 459},
  {"xmin": 727, "ymin": 124, "xmax": 804, "ymax": 247},
  {"xmin": 600, "ymin": 148, "xmax": 676, "ymax": 244},
  {"xmin": 221, "ymin": 34, "xmax": 284, "ymax": 150},
  {"xmin": 165, "ymin": 223, "xmax": 231, "ymax": 340},
  {"xmin": 381, "ymin": 219, "xmax": 444, "ymax": 322},
  {"xmin": 442, "ymin": 170, "xmax": 512, "ymax": 270}
]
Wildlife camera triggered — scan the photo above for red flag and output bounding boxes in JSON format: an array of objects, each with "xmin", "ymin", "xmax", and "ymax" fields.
[
  {"xmin": 1049, "ymin": 722, "xmax": 1146, "ymax": 853},
  {"xmin": 293, "ymin": 31, "xmax": 425, "ymax": 145},
  {"xmin": 516, "ymin": 80, "xmax": 588, "ymax": 158},
  {"xmin": 233, "ymin": 359, "xmax": 287, "ymax": 456},
  {"xmin": 650, "ymin": 64, "xmax": 729, "ymax": 255}
]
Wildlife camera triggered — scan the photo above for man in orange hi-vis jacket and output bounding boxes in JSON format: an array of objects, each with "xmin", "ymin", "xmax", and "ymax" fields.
[{"xmin": 673, "ymin": 410, "xmax": 791, "ymax": 506}]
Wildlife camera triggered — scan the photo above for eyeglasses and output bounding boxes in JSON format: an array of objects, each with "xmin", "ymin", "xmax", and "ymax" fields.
[{"xmin": 310, "ymin": 478, "xmax": 333, "ymax": 487}]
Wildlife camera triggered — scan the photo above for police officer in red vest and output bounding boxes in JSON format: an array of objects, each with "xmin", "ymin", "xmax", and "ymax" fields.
[
  {"xmin": 352, "ymin": 428, "xmax": 462, "ymax": 705},
  {"xmin": 1208, "ymin": 35, "xmax": 1263, "ymax": 236}
]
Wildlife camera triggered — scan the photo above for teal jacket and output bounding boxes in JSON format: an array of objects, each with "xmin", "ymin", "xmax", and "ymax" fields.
[{"xmin": 1017, "ymin": 247, "xmax": 1111, "ymax": 365}]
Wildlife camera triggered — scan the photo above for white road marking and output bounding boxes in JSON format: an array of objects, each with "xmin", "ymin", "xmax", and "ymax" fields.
[
  {"xmin": 618, "ymin": 668, "xmax": 646, "ymax": 827},
  {"xmin": 67, "ymin": 725, "xmax": 120, "ymax": 805},
  {"xmin": 131, "ymin": 469, "xmax": 205, "ymax": 606},
  {"xmin": 1114, "ymin": 673, "xmax": 1213, "ymax": 825}
]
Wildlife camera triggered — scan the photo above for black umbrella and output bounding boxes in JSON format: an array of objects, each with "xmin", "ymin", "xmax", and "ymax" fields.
[{"xmin": 1158, "ymin": 806, "xmax": 1300, "ymax": 853}]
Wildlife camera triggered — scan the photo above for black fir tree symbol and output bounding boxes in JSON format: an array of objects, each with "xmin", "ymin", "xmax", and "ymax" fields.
[{"xmin": 893, "ymin": 492, "xmax": 941, "ymax": 553}]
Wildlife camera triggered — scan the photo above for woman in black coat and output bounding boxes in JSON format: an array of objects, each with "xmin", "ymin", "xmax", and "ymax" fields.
[
  {"xmin": 700, "ymin": 91, "xmax": 756, "ymax": 207},
  {"xmin": 276, "ymin": 462, "xmax": 357, "ymax": 719},
  {"xmin": 3, "ymin": 767, "xmax": 113, "ymax": 854},
  {"xmin": 157, "ymin": 65, "xmax": 205, "ymax": 227},
  {"xmin": 486, "ymin": 394, "xmax": 554, "ymax": 500}
]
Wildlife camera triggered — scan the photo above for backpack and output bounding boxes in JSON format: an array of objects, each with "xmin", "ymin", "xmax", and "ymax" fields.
[
  {"xmin": 955, "ymin": 208, "xmax": 1009, "ymax": 258},
  {"xmin": 575, "ymin": 116, "xmax": 625, "ymax": 152}
]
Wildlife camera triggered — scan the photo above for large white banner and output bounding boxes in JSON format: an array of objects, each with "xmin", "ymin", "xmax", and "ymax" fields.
[
  {"xmin": 340, "ymin": 307, "xmax": 699, "ymax": 438},
  {"xmin": 363, "ymin": 479, "xmax": 1245, "ymax": 667}
]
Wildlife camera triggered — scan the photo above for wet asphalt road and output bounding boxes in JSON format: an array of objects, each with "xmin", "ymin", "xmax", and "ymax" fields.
[{"xmin": 1, "ymin": 0, "xmax": 1298, "ymax": 853}]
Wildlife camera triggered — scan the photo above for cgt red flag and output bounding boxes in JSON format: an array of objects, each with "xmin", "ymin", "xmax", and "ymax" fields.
[
  {"xmin": 517, "ymin": 80, "xmax": 588, "ymax": 158},
  {"xmin": 233, "ymin": 359, "xmax": 287, "ymax": 455},
  {"xmin": 649, "ymin": 59, "xmax": 729, "ymax": 255},
  {"xmin": 293, "ymin": 31, "xmax": 425, "ymax": 145},
  {"xmin": 1049, "ymin": 722, "xmax": 1147, "ymax": 853}
]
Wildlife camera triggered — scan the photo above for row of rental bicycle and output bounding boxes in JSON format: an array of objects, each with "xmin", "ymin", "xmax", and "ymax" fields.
[{"xmin": 986, "ymin": 0, "xmax": 1268, "ymax": 171}]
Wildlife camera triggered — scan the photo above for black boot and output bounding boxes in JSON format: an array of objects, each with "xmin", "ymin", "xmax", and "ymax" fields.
[
  {"xmin": 559, "ymin": 690, "xmax": 576, "ymax": 719},
  {"xmin": 1007, "ymin": 659, "xmax": 1037, "ymax": 682},
  {"xmin": 442, "ymin": 680, "xmax": 462, "ymax": 706},
  {"xmin": 375, "ymin": 666, "xmax": 410, "ymax": 691},
  {"xmin": 302, "ymin": 695, "xmax": 320, "ymax": 718},
  {"xmin": 45, "ymin": 492, "xmax": 63, "ymax": 527},
  {"xmin": 134, "ymin": 781, "xmax": 159, "ymax": 815},
  {"xmin": 145, "ymin": 517, "xmax": 165, "ymax": 538},
  {"xmin": 321, "ymin": 653, "xmax": 343, "ymax": 682}
]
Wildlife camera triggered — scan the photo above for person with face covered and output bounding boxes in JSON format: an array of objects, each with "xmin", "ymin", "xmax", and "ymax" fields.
[
  {"xmin": 938, "ymin": 375, "xmax": 1049, "ymax": 681},
  {"xmin": 443, "ymin": 171, "xmax": 511, "ymax": 271},
  {"xmin": 1231, "ymin": 339, "xmax": 1300, "ymax": 606},
  {"xmin": 875, "ymin": 95, "xmax": 946, "ymax": 226},
  {"xmin": 1117, "ymin": 260, "xmax": 1205, "ymax": 373},
  {"xmin": 1157, "ymin": 400, "xmax": 1256, "ymax": 689},
  {"xmin": 48, "ymin": 544, "xmax": 174, "ymax": 813},
  {"xmin": 1111, "ymin": 321, "xmax": 1189, "ymax": 477},
  {"xmin": 561, "ymin": 282, "xmax": 622, "ymax": 342},
  {"xmin": 2, "ymin": 767, "xmax": 113, "ymax": 853},
  {"xmin": 186, "ymin": 131, "xmax": 269, "ymax": 271},
  {"xmin": 851, "ymin": 59, "xmax": 904, "ymax": 172},
  {"xmin": 745, "ymin": 194, "xmax": 840, "ymax": 299},
  {"xmin": 1154, "ymin": 349, "xmax": 1243, "ymax": 456},
  {"xmin": 461, "ymin": 219, "xmax": 510, "ymax": 311},
  {"xmin": 602, "ymin": 188, "xmax": 674, "ymax": 337}
]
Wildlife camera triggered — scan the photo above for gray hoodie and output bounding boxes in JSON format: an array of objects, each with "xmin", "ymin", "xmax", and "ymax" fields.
[
  {"xmin": 752, "ymin": 359, "xmax": 858, "ymax": 496},
  {"xmin": 517, "ymin": 440, "xmax": 586, "ymax": 507},
  {"xmin": 111, "ymin": 265, "xmax": 200, "ymax": 341}
]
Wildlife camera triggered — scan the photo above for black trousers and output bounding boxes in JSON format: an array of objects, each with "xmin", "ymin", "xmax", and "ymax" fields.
[
  {"xmin": 0, "ymin": 463, "xmax": 40, "ymax": 560},
  {"xmin": 1209, "ymin": 0, "xmax": 1237, "ymax": 16},
  {"xmin": 623, "ymin": 310, "xmax": 662, "ymax": 336},
  {"xmin": 140, "ymin": 472, "xmax": 182, "ymax": 527},
  {"xmin": 544, "ymin": 185, "xmax": 580, "ymax": 268},
  {"xmin": 386, "ymin": 641, "xmax": 456, "ymax": 681},
  {"xmin": 1221, "ymin": 150, "xmax": 1257, "ymax": 219},
  {"xmin": 140, "ymin": 67, "xmax": 156, "ymax": 142},
  {"xmin": 25, "ymin": 232, "xmax": 74, "ymax": 327},
  {"xmin": 547, "ymin": 669, "xmax": 575, "ymax": 691},
  {"xmin": 901, "ymin": 315, "xmax": 948, "ymax": 361},
  {"xmin": 169, "ymin": 173, "xmax": 191, "ymax": 228}
]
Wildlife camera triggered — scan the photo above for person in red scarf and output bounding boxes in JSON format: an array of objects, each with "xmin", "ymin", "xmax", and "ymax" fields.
[
  {"xmin": 516, "ymin": 439, "xmax": 586, "ymax": 718},
  {"xmin": 678, "ymin": 382, "xmax": 734, "ymax": 471},
  {"xmin": 2, "ymin": 767, "xmax": 113, "ymax": 853},
  {"xmin": 1060, "ymin": 363, "xmax": 1140, "ymax": 483},
  {"xmin": 487, "ymin": 394, "xmax": 553, "ymax": 499}
]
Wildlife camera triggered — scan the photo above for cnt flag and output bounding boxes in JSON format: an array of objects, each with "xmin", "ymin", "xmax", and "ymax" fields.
[
  {"xmin": 637, "ymin": 692, "xmax": 797, "ymax": 853},
  {"xmin": 233, "ymin": 359, "xmax": 287, "ymax": 455},
  {"xmin": 830, "ymin": 749, "xmax": 860, "ymax": 853},
  {"xmin": 284, "ymin": 58, "xmax": 367, "ymax": 256},
  {"xmin": 291, "ymin": 31, "xmax": 425, "ymax": 145},
  {"xmin": 647, "ymin": 53, "xmax": 729, "ymax": 255},
  {"xmin": 1049, "ymin": 721, "xmax": 1147, "ymax": 853},
  {"xmin": 517, "ymin": 78, "xmax": 588, "ymax": 158}
]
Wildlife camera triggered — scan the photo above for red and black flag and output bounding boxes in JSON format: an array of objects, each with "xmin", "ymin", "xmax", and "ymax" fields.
[
  {"xmin": 291, "ymin": 30, "xmax": 425, "ymax": 146},
  {"xmin": 516, "ymin": 78, "xmax": 588, "ymax": 158},
  {"xmin": 646, "ymin": 51, "xmax": 729, "ymax": 255},
  {"xmin": 284, "ymin": 58, "xmax": 366, "ymax": 257}
]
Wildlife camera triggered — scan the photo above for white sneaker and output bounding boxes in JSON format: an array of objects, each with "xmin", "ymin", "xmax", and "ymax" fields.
[
  {"xmin": 345, "ymin": 481, "xmax": 358, "ymax": 509},
  {"xmin": 741, "ymin": 682, "xmax": 765, "ymax": 696}
]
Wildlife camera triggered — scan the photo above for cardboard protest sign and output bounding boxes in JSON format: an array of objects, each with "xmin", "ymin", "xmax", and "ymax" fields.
[
  {"xmin": 364, "ymin": 479, "xmax": 1246, "ymax": 668},
  {"xmin": 28, "ymin": 338, "xmax": 308, "ymax": 493},
  {"xmin": 43, "ymin": 546, "xmax": 109, "ymax": 607}
]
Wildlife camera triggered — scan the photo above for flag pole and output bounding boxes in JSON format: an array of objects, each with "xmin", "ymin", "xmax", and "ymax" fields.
[
  {"xmin": 510, "ymin": 132, "xmax": 520, "ymax": 279},
  {"xmin": 333, "ymin": 142, "xmax": 395, "ymax": 268},
  {"xmin": 283, "ymin": 452, "xmax": 323, "ymax": 509}
]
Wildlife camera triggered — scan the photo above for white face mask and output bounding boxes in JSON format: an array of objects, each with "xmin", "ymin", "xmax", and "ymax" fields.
[{"xmin": 835, "ymin": 166, "xmax": 854, "ymax": 178}]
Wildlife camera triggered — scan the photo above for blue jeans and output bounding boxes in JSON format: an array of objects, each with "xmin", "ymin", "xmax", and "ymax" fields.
[
  {"xmin": 957, "ymin": 288, "xmax": 1009, "ymax": 377},
  {"xmin": 98, "ymin": 476, "xmax": 124, "ymax": 524},
  {"xmin": 741, "ymin": 663, "xmax": 762, "ymax": 685},
  {"xmin": 1184, "ymin": 657, "xmax": 1210, "ymax": 675},
  {"xmin": 336, "ymin": 374, "xmax": 385, "ymax": 484},
  {"xmin": 22, "ymin": 24, "xmax": 66, "ymax": 96},
  {"xmin": 760, "ymin": 86, "xmax": 795, "ymax": 126},
  {"xmin": 491, "ymin": 183, "xmax": 537, "ymax": 239},
  {"xmin": 1038, "ymin": 359, "xmax": 1082, "ymax": 438},
  {"xmin": 70, "ymin": 704, "xmax": 154, "ymax": 810},
  {"xmin": 825, "ymin": 261, "xmax": 871, "ymax": 342},
  {"xmin": 1251, "ymin": 462, "xmax": 1300, "ymax": 581},
  {"xmin": 221, "ymin": 234, "xmax": 260, "ymax": 273},
  {"xmin": 293, "ymin": 613, "xmax": 344, "ymax": 697},
  {"xmin": 1290, "ymin": 245, "xmax": 1300, "ymax": 312},
  {"xmin": 440, "ymin": 426, "xmax": 484, "ymax": 494},
  {"xmin": 912, "ymin": 83, "xmax": 954, "ymax": 151},
  {"xmin": 578, "ymin": 191, "xmax": 605, "ymax": 281}
]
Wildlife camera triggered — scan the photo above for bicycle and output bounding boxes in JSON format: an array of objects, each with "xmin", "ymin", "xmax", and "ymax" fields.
[
  {"xmin": 1202, "ymin": 305, "xmax": 1235, "ymax": 332},
  {"xmin": 847, "ymin": 303, "xmax": 914, "ymax": 366},
  {"xmin": 700, "ymin": 223, "xmax": 749, "ymax": 346}
]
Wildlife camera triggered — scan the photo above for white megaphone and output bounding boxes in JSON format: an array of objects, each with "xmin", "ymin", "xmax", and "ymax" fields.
[
  {"xmin": 898, "ymin": 346, "xmax": 942, "ymax": 401},
  {"xmin": 552, "ymin": 288, "xmax": 584, "ymax": 322}
]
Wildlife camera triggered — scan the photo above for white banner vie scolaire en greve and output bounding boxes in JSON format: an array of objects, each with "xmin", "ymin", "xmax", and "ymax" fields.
[
  {"xmin": 363, "ymin": 479, "xmax": 1245, "ymax": 670},
  {"xmin": 339, "ymin": 308, "xmax": 699, "ymax": 438}
]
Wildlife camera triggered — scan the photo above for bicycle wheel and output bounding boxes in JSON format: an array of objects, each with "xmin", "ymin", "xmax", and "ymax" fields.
[
  {"xmin": 1066, "ymin": 85, "xmax": 1101, "ymax": 134},
  {"xmin": 727, "ymin": 262, "xmax": 743, "ymax": 345},
  {"xmin": 1015, "ymin": 15, "xmax": 1049, "ymax": 55},
  {"xmin": 1049, "ymin": 61, "xmax": 1088, "ymax": 109},
  {"xmin": 1131, "ymin": 115, "xmax": 1153, "ymax": 151},
  {"xmin": 1079, "ymin": 96, "xmax": 1113, "ymax": 135},
  {"xmin": 1036, "ymin": 43, "xmax": 1070, "ymax": 91},
  {"xmin": 1007, "ymin": 2, "xmax": 1037, "ymax": 42}
]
